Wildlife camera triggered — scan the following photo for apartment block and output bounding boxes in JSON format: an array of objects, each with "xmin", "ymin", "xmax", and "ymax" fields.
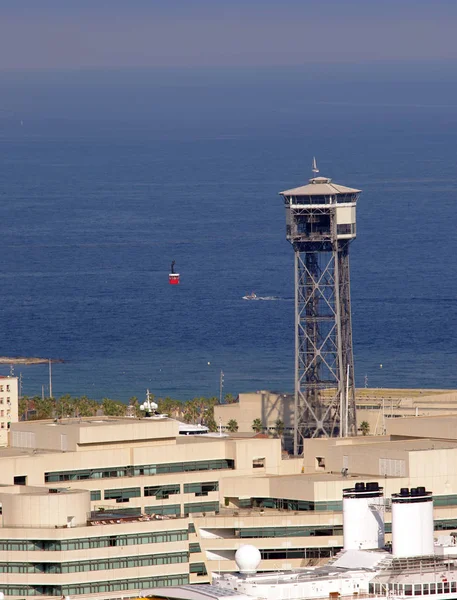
[{"xmin": 0, "ymin": 375, "xmax": 18, "ymax": 446}]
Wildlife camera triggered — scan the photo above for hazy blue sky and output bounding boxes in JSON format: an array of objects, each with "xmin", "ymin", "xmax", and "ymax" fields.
[{"xmin": 0, "ymin": 0, "xmax": 456, "ymax": 69}]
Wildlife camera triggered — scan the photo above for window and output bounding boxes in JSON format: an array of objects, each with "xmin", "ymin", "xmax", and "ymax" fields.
[
  {"xmin": 144, "ymin": 484, "xmax": 180, "ymax": 499},
  {"xmin": 13, "ymin": 475, "xmax": 27, "ymax": 486},
  {"xmin": 90, "ymin": 491, "xmax": 101, "ymax": 501},
  {"xmin": 337, "ymin": 224, "xmax": 354, "ymax": 235},
  {"xmin": 239, "ymin": 524, "xmax": 343, "ymax": 538},
  {"xmin": 145, "ymin": 504, "xmax": 181, "ymax": 517},
  {"xmin": 45, "ymin": 459, "xmax": 235, "ymax": 483},
  {"xmin": 315, "ymin": 457, "xmax": 325, "ymax": 469},
  {"xmin": 0, "ymin": 530, "xmax": 189, "ymax": 553},
  {"xmin": 104, "ymin": 487, "xmax": 141, "ymax": 502},
  {"xmin": 184, "ymin": 501, "xmax": 219, "ymax": 515},
  {"xmin": 0, "ymin": 574, "xmax": 190, "ymax": 597},
  {"xmin": 252, "ymin": 458, "xmax": 265, "ymax": 469},
  {"xmin": 190, "ymin": 563, "xmax": 208, "ymax": 576},
  {"xmin": 184, "ymin": 482, "xmax": 218, "ymax": 496}
]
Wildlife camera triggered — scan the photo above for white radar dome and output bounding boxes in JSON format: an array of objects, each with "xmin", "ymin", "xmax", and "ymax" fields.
[{"xmin": 235, "ymin": 545, "xmax": 261, "ymax": 574}]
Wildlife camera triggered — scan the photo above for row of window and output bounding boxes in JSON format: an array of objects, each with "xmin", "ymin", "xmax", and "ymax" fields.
[
  {"xmin": 144, "ymin": 501, "xmax": 220, "ymax": 517},
  {"xmin": 286, "ymin": 194, "xmax": 357, "ymax": 205},
  {"xmin": 243, "ymin": 497, "xmax": 343, "ymax": 512},
  {"xmin": 369, "ymin": 581, "xmax": 457, "ymax": 596},
  {"xmin": 98, "ymin": 481, "xmax": 220, "ymax": 503},
  {"xmin": 1, "ymin": 574, "xmax": 189, "ymax": 596},
  {"xmin": 261, "ymin": 547, "xmax": 339, "ymax": 560},
  {"xmin": 237, "ymin": 518, "xmax": 457, "ymax": 539},
  {"xmin": 45, "ymin": 460, "xmax": 234, "ymax": 482},
  {"xmin": 0, "ymin": 551, "xmax": 188, "ymax": 573},
  {"xmin": 0, "ymin": 529, "xmax": 188, "ymax": 551},
  {"xmin": 238, "ymin": 525, "xmax": 343, "ymax": 538}
]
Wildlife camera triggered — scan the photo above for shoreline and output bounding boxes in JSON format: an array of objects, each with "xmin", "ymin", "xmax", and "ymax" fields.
[{"xmin": 0, "ymin": 357, "xmax": 64, "ymax": 365}]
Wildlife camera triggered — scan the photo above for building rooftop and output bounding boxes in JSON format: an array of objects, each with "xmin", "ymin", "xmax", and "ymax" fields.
[{"xmin": 280, "ymin": 176, "xmax": 361, "ymax": 196}]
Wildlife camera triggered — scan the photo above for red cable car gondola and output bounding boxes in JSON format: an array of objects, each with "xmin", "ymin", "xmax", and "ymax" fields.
[{"xmin": 169, "ymin": 260, "xmax": 180, "ymax": 285}]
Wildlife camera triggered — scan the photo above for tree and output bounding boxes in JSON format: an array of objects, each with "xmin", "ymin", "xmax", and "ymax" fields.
[
  {"xmin": 252, "ymin": 418, "xmax": 263, "ymax": 433},
  {"xmin": 74, "ymin": 396, "xmax": 98, "ymax": 417},
  {"xmin": 157, "ymin": 397, "xmax": 182, "ymax": 418},
  {"xmin": 101, "ymin": 398, "xmax": 127, "ymax": 417},
  {"xmin": 226, "ymin": 419, "xmax": 239, "ymax": 433},
  {"xmin": 18, "ymin": 396, "xmax": 28, "ymax": 421},
  {"xmin": 224, "ymin": 393, "xmax": 237, "ymax": 404},
  {"xmin": 55, "ymin": 394, "xmax": 73, "ymax": 418},
  {"xmin": 360, "ymin": 421, "xmax": 370, "ymax": 436},
  {"xmin": 205, "ymin": 416, "xmax": 218, "ymax": 433},
  {"xmin": 274, "ymin": 418, "xmax": 285, "ymax": 447},
  {"xmin": 128, "ymin": 396, "xmax": 142, "ymax": 418},
  {"xmin": 183, "ymin": 400, "xmax": 199, "ymax": 424},
  {"xmin": 33, "ymin": 396, "xmax": 55, "ymax": 420}
]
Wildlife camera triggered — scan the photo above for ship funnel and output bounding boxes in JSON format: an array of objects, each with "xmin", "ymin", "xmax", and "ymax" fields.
[
  {"xmin": 343, "ymin": 482, "xmax": 385, "ymax": 550},
  {"xmin": 392, "ymin": 486, "xmax": 434, "ymax": 557}
]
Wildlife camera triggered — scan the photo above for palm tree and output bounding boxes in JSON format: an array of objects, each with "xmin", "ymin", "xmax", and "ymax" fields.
[
  {"xmin": 274, "ymin": 418, "xmax": 285, "ymax": 448},
  {"xmin": 226, "ymin": 419, "xmax": 239, "ymax": 433},
  {"xmin": 360, "ymin": 421, "xmax": 370, "ymax": 436},
  {"xmin": 252, "ymin": 418, "xmax": 263, "ymax": 433}
]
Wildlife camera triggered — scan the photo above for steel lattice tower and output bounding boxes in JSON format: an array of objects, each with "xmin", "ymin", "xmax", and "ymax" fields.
[{"xmin": 280, "ymin": 163, "xmax": 362, "ymax": 452}]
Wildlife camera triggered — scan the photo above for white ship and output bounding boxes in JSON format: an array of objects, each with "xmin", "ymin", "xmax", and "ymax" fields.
[{"xmin": 152, "ymin": 483, "xmax": 457, "ymax": 600}]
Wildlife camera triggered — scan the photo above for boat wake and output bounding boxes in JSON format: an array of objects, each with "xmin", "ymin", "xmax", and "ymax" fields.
[{"xmin": 242, "ymin": 293, "xmax": 280, "ymax": 301}]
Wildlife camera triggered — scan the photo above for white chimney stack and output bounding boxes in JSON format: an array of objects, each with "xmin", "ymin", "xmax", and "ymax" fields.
[{"xmin": 343, "ymin": 482, "xmax": 385, "ymax": 550}]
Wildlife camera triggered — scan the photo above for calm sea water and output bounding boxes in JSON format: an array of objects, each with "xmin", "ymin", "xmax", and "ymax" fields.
[{"xmin": 0, "ymin": 65, "xmax": 456, "ymax": 400}]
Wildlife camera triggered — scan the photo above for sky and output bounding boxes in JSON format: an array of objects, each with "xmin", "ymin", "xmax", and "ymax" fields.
[{"xmin": 0, "ymin": 0, "xmax": 456, "ymax": 69}]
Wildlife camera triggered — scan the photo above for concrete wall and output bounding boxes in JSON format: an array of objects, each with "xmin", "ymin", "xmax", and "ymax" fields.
[
  {"xmin": 10, "ymin": 417, "xmax": 180, "ymax": 452},
  {"xmin": 1, "ymin": 487, "xmax": 90, "ymax": 528}
]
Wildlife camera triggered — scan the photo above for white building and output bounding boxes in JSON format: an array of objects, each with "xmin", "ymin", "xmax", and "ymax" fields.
[{"xmin": 0, "ymin": 375, "xmax": 18, "ymax": 447}]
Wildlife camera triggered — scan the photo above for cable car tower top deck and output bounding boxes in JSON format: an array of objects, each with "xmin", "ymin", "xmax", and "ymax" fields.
[{"xmin": 279, "ymin": 160, "xmax": 362, "ymax": 452}]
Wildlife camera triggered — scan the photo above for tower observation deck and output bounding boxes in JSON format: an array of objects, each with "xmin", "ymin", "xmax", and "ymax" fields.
[{"xmin": 279, "ymin": 165, "xmax": 362, "ymax": 451}]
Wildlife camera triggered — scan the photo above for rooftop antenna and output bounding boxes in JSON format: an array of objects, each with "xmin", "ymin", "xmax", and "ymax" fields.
[
  {"xmin": 140, "ymin": 389, "xmax": 158, "ymax": 416},
  {"xmin": 312, "ymin": 156, "xmax": 319, "ymax": 177}
]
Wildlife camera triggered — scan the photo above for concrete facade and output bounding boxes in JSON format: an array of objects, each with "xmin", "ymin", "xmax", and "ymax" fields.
[
  {"xmin": 214, "ymin": 389, "xmax": 457, "ymax": 445},
  {"xmin": 2, "ymin": 414, "xmax": 457, "ymax": 599},
  {"xmin": 0, "ymin": 375, "xmax": 18, "ymax": 447}
]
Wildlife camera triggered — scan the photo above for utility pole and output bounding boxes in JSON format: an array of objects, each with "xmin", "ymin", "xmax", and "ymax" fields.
[
  {"xmin": 49, "ymin": 359, "xmax": 53, "ymax": 399},
  {"xmin": 219, "ymin": 370, "xmax": 224, "ymax": 404}
]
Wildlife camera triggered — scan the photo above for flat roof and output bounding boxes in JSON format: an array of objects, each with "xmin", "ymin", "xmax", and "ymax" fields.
[{"xmin": 14, "ymin": 416, "xmax": 174, "ymax": 429}]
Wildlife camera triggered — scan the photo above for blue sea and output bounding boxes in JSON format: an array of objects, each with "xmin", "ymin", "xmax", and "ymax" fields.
[{"xmin": 0, "ymin": 63, "xmax": 456, "ymax": 401}]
